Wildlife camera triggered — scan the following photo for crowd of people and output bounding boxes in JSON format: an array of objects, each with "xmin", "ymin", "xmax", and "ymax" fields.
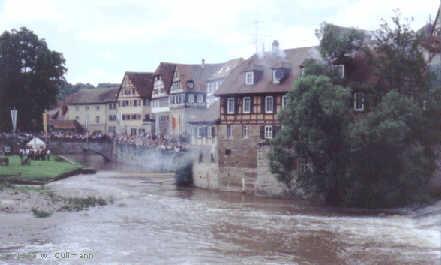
[
  {"xmin": 19, "ymin": 147, "xmax": 51, "ymax": 161},
  {"xmin": 115, "ymin": 134, "xmax": 189, "ymax": 153},
  {"xmin": 0, "ymin": 130, "xmax": 190, "ymax": 154}
]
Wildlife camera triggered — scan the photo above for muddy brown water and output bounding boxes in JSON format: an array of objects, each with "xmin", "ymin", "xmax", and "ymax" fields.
[{"xmin": 0, "ymin": 155, "xmax": 439, "ymax": 264}]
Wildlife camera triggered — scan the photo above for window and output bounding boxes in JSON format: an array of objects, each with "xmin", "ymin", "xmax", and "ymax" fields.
[
  {"xmin": 198, "ymin": 127, "xmax": 204, "ymax": 138},
  {"xmin": 188, "ymin": 94, "xmax": 194, "ymax": 104},
  {"xmin": 85, "ymin": 106, "xmax": 89, "ymax": 111},
  {"xmin": 131, "ymin": 128, "xmax": 137, "ymax": 136},
  {"xmin": 354, "ymin": 92, "xmax": 365, "ymax": 111},
  {"xmin": 245, "ymin": 71, "xmax": 254, "ymax": 85},
  {"xmin": 108, "ymin": 126, "xmax": 116, "ymax": 133},
  {"xmin": 298, "ymin": 157, "xmax": 308, "ymax": 176},
  {"xmin": 75, "ymin": 116, "xmax": 79, "ymax": 120},
  {"xmin": 96, "ymin": 116, "xmax": 100, "ymax": 124},
  {"xmin": 96, "ymin": 106, "xmax": 100, "ymax": 110},
  {"xmin": 197, "ymin": 94, "xmax": 203, "ymax": 103},
  {"xmin": 243, "ymin": 97, "xmax": 251, "ymax": 113},
  {"xmin": 109, "ymin": 115, "xmax": 117, "ymax": 121},
  {"xmin": 265, "ymin": 96, "xmax": 274, "ymax": 113},
  {"xmin": 134, "ymin": 100, "xmax": 138, "ymax": 107},
  {"xmin": 75, "ymin": 106, "xmax": 79, "ymax": 111},
  {"xmin": 207, "ymin": 126, "xmax": 212, "ymax": 138},
  {"xmin": 227, "ymin": 97, "xmax": 235, "ymax": 114},
  {"xmin": 272, "ymin": 69, "xmax": 285, "ymax": 84},
  {"xmin": 109, "ymin": 103, "xmax": 116, "ymax": 110},
  {"xmin": 144, "ymin": 99, "xmax": 149, "ymax": 106},
  {"xmin": 227, "ymin": 125, "xmax": 232, "ymax": 138},
  {"xmin": 265, "ymin": 125, "xmax": 272, "ymax": 139},
  {"xmin": 242, "ymin": 125, "xmax": 248, "ymax": 138},
  {"xmin": 333, "ymin": 65, "xmax": 344, "ymax": 79},
  {"xmin": 282, "ymin": 95, "xmax": 288, "ymax": 109}
]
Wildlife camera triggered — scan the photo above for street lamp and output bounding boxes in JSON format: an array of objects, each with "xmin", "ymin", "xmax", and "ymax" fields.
[{"xmin": 10, "ymin": 108, "xmax": 17, "ymax": 135}]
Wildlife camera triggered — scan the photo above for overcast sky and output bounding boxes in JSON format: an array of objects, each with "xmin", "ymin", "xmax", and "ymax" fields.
[{"xmin": 0, "ymin": 0, "xmax": 439, "ymax": 85}]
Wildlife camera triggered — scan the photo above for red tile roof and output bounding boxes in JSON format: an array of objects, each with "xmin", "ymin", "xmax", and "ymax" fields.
[
  {"xmin": 124, "ymin": 72, "xmax": 154, "ymax": 98},
  {"xmin": 215, "ymin": 47, "xmax": 322, "ymax": 96}
]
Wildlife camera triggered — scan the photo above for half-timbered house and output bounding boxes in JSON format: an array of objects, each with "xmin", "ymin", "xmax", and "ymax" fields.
[{"xmin": 213, "ymin": 41, "xmax": 322, "ymax": 192}]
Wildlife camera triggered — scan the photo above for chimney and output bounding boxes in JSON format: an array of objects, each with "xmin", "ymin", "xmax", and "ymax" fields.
[
  {"xmin": 272, "ymin": 40, "xmax": 279, "ymax": 54},
  {"xmin": 202, "ymin": 59, "xmax": 205, "ymax": 68}
]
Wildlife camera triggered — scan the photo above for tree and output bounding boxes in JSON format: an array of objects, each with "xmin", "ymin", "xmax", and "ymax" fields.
[
  {"xmin": 373, "ymin": 13, "xmax": 430, "ymax": 97},
  {"xmin": 269, "ymin": 14, "xmax": 441, "ymax": 208},
  {"xmin": 0, "ymin": 27, "xmax": 67, "ymax": 132},
  {"xmin": 269, "ymin": 75, "xmax": 352, "ymax": 202},
  {"xmin": 316, "ymin": 22, "xmax": 368, "ymax": 63}
]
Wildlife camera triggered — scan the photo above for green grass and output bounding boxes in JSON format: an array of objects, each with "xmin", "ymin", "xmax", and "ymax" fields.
[{"xmin": 0, "ymin": 155, "xmax": 83, "ymax": 181}]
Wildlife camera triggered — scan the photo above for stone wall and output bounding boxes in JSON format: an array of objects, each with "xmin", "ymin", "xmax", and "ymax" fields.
[
  {"xmin": 191, "ymin": 124, "xmax": 291, "ymax": 196},
  {"xmin": 192, "ymin": 146, "xmax": 219, "ymax": 189},
  {"xmin": 255, "ymin": 144, "xmax": 289, "ymax": 196}
]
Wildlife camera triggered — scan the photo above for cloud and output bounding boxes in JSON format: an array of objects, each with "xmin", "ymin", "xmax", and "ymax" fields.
[
  {"xmin": 330, "ymin": 0, "xmax": 439, "ymax": 30},
  {"xmin": 0, "ymin": 0, "xmax": 438, "ymax": 84}
]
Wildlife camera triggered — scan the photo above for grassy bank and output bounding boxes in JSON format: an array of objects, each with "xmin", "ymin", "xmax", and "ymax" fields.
[{"xmin": 0, "ymin": 155, "xmax": 83, "ymax": 182}]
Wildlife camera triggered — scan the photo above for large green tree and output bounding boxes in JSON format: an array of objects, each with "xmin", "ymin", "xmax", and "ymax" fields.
[
  {"xmin": 0, "ymin": 27, "xmax": 67, "ymax": 132},
  {"xmin": 269, "ymin": 15, "xmax": 441, "ymax": 208}
]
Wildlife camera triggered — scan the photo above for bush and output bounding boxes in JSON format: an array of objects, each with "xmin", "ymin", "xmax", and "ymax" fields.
[{"xmin": 32, "ymin": 208, "xmax": 52, "ymax": 218}]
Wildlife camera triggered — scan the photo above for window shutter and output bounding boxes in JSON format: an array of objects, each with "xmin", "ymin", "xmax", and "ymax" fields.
[
  {"xmin": 212, "ymin": 127, "xmax": 216, "ymax": 138},
  {"xmin": 260, "ymin": 126, "xmax": 265, "ymax": 139},
  {"xmin": 250, "ymin": 96, "xmax": 254, "ymax": 113},
  {"xmin": 223, "ymin": 97, "xmax": 227, "ymax": 114},
  {"xmin": 273, "ymin": 96, "xmax": 277, "ymax": 114},
  {"xmin": 261, "ymin": 96, "xmax": 265, "ymax": 113}
]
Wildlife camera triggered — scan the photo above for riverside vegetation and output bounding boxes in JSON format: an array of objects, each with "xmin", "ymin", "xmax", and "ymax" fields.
[
  {"xmin": 0, "ymin": 183, "xmax": 113, "ymax": 218},
  {"xmin": 269, "ymin": 14, "xmax": 441, "ymax": 208}
]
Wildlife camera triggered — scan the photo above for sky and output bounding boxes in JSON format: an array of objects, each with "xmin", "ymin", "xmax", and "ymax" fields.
[{"xmin": 0, "ymin": 0, "xmax": 439, "ymax": 85}]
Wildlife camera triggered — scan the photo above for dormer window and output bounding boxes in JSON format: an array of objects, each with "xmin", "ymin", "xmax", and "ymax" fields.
[
  {"xmin": 272, "ymin": 68, "xmax": 287, "ymax": 84},
  {"xmin": 245, "ymin": 71, "xmax": 254, "ymax": 85}
]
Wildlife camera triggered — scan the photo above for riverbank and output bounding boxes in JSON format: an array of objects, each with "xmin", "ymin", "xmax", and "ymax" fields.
[
  {"xmin": 0, "ymin": 155, "xmax": 94, "ymax": 185},
  {"xmin": 0, "ymin": 184, "xmax": 113, "ymax": 216}
]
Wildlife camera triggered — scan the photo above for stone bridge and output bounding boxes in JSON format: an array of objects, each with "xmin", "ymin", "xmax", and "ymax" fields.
[
  {"xmin": 49, "ymin": 140, "xmax": 114, "ymax": 161},
  {"xmin": 48, "ymin": 140, "xmax": 195, "ymax": 172}
]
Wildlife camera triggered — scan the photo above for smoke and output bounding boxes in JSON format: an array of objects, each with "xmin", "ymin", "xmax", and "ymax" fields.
[{"xmin": 114, "ymin": 145, "xmax": 197, "ymax": 173}]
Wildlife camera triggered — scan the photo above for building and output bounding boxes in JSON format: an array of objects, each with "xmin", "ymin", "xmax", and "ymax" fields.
[
  {"xmin": 152, "ymin": 60, "xmax": 240, "ymax": 139},
  {"xmin": 65, "ymin": 88, "xmax": 119, "ymax": 135},
  {"xmin": 206, "ymin": 58, "xmax": 243, "ymax": 106},
  {"xmin": 152, "ymin": 62, "xmax": 177, "ymax": 137},
  {"xmin": 188, "ymin": 100, "xmax": 219, "ymax": 146},
  {"xmin": 116, "ymin": 72, "xmax": 154, "ymax": 136},
  {"xmin": 210, "ymin": 41, "xmax": 322, "ymax": 193}
]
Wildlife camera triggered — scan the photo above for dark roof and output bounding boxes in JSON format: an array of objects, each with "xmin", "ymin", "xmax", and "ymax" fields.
[
  {"xmin": 153, "ymin": 63, "xmax": 177, "ymax": 94},
  {"xmin": 124, "ymin": 72, "xmax": 154, "ymax": 98},
  {"xmin": 66, "ymin": 88, "xmax": 118, "ymax": 105},
  {"xmin": 207, "ymin": 58, "xmax": 244, "ymax": 81},
  {"xmin": 49, "ymin": 120, "xmax": 82, "ymax": 130},
  {"xmin": 215, "ymin": 47, "xmax": 322, "ymax": 96},
  {"xmin": 189, "ymin": 101, "xmax": 220, "ymax": 124}
]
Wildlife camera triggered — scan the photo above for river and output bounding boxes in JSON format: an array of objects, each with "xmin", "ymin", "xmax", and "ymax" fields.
[{"xmin": 0, "ymin": 155, "xmax": 439, "ymax": 265}]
